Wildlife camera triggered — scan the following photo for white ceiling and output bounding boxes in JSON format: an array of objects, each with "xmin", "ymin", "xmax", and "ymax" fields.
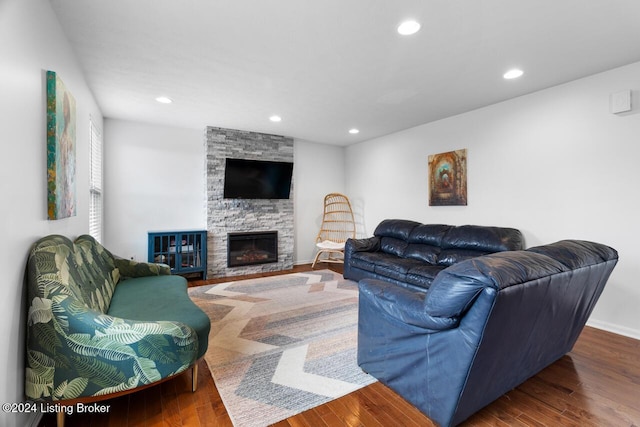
[{"xmin": 50, "ymin": 0, "xmax": 640, "ymax": 146}]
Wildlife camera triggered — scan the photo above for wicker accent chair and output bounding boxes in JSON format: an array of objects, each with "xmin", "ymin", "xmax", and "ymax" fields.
[{"xmin": 312, "ymin": 193, "xmax": 356, "ymax": 268}]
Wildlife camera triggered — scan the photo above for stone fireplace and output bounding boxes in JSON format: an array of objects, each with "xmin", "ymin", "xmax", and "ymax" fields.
[{"xmin": 206, "ymin": 126, "xmax": 294, "ymax": 278}]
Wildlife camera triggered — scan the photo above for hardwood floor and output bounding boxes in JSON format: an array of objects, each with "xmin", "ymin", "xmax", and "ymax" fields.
[{"xmin": 39, "ymin": 264, "xmax": 640, "ymax": 427}]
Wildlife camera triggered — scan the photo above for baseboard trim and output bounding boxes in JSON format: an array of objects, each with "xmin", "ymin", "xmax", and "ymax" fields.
[{"xmin": 586, "ymin": 319, "xmax": 640, "ymax": 341}]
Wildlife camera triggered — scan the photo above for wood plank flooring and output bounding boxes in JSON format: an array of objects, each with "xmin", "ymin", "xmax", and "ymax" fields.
[{"xmin": 38, "ymin": 264, "xmax": 640, "ymax": 427}]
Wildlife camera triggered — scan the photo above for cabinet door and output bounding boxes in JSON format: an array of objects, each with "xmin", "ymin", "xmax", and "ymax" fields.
[
  {"xmin": 176, "ymin": 232, "xmax": 203, "ymax": 271},
  {"xmin": 149, "ymin": 231, "xmax": 206, "ymax": 278},
  {"xmin": 149, "ymin": 233, "xmax": 179, "ymax": 271}
]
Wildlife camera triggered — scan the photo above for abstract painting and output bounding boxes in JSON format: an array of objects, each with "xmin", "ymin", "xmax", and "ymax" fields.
[
  {"xmin": 428, "ymin": 149, "xmax": 467, "ymax": 206},
  {"xmin": 47, "ymin": 70, "xmax": 76, "ymax": 219}
]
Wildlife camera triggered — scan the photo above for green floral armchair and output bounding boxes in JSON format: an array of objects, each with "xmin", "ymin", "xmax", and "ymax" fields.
[{"xmin": 25, "ymin": 234, "xmax": 210, "ymax": 407}]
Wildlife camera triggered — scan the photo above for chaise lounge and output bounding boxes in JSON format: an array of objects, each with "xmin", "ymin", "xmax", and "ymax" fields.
[{"xmin": 25, "ymin": 234, "xmax": 211, "ymax": 426}]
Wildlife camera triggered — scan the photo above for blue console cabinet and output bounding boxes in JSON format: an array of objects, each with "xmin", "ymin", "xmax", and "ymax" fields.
[{"xmin": 148, "ymin": 230, "xmax": 207, "ymax": 279}]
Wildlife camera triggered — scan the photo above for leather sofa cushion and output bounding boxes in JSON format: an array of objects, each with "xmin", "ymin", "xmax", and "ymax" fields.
[
  {"xmin": 374, "ymin": 219, "xmax": 421, "ymax": 240},
  {"xmin": 374, "ymin": 257, "xmax": 425, "ymax": 282},
  {"xmin": 441, "ymin": 225, "xmax": 524, "ymax": 252},
  {"xmin": 436, "ymin": 225, "xmax": 524, "ymax": 266},
  {"xmin": 408, "ymin": 224, "xmax": 451, "ymax": 246},
  {"xmin": 438, "ymin": 248, "xmax": 491, "ymax": 266},
  {"xmin": 404, "ymin": 243, "xmax": 439, "ymax": 264},
  {"xmin": 380, "ymin": 236, "xmax": 409, "ymax": 257},
  {"xmin": 350, "ymin": 251, "xmax": 388, "ymax": 272},
  {"xmin": 406, "ymin": 265, "xmax": 446, "ymax": 290}
]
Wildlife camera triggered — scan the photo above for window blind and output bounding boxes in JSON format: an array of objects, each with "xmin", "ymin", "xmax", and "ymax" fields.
[{"xmin": 89, "ymin": 118, "xmax": 103, "ymax": 243}]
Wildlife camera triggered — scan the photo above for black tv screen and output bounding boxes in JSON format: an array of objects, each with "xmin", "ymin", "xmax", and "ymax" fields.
[{"xmin": 223, "ymin": 158, "xmax": 294, "ymax": 199}]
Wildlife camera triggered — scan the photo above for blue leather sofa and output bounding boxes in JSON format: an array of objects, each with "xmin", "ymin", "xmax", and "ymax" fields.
[
  {"xmin": 357, "ymin": 239, "xmax": 618, "ymax": 426},
  {"xmin": 344, "ymin": 219, "xmax": 524, "ymax": 291}
]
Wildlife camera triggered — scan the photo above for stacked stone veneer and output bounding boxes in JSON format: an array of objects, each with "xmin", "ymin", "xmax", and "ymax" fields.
[{"xmin": 206, "ymin": 126, "xmax": 294, "ymax": 278}]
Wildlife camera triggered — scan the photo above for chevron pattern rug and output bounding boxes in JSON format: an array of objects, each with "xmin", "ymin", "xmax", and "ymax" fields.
[{"xmin": 188, "ymin": 270, "xmax": 376, "ymax": 427}]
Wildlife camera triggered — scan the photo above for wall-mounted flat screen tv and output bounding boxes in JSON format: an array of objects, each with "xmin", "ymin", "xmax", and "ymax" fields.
[{"xmin": 223, "ymin": 158, "xmax": 294, "ymax": 199}]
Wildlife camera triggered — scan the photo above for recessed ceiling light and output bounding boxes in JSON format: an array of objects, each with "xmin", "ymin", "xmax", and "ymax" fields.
[
  {"xmin": 397, "ymin": 20, "xmax": 421, "ymax": 36},
  {"xmin": 503, "ymin": 69, "xmax": 524, "ymax": 80},
  {"xmin": 155, "ymin": 96, "xmax": 173, "ymax": 104},
  {"xmin": 269, "ymin": 115, "xmax": 282, "ymax": 122},
  {"xmin": 349, "ymin": 128, "xmax": 360, "ymax": 134}
]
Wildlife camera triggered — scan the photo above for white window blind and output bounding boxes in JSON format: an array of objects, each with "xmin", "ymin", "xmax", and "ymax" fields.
[{"xmin": 89, "ymin": 118, "xmax": 103, "ymax": 243}]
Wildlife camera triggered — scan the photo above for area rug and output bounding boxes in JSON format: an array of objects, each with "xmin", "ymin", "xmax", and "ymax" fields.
[{"xmin": 188, "ymin": 270, "xmax": 376, "ymax": 427}]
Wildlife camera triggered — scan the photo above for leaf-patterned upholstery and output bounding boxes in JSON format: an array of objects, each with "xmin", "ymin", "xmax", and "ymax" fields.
[{"xmin": 25, "ymin": 234, "xmax": 210, "ymax": 403}]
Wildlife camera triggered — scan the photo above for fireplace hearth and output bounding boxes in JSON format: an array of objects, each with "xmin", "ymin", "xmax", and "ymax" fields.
[{"xmin": 227, "ymin": 231, "xmax": 278, "ymax": 268}]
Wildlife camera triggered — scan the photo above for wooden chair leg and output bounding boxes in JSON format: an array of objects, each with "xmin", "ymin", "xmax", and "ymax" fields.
[
  {"xmin": 57, "ymin": 410, "xmax": 65, "ymax": 427},
  {"xmin": 311, "ymin": 250, "xmax": 324, "ymax": 269},
  {"xmin": 192, "ymin": 363, "xmax": 199, "ymax": 392}
]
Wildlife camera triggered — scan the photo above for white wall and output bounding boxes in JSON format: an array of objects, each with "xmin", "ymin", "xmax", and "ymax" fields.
[
  {"xmin": 0, "ymin": 1, "xmax": 103, "ymax": 426},
  {"xmin": 104, "ymin": 119, "xmax": 206, "ymax": 260},
  {"xmin": 103, "ymin": 122, "xmax": 346, "ymax": 266},
  {"xmin": 293, "ymin": 140, "xmax": 346, "ymax": 264},
  {"xmin": 346, "ymin": 61, "xmax": 640, "ymax": 339}
]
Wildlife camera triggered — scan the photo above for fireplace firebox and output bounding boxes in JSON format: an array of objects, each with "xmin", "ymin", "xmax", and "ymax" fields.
[{"xmin": 227, "ymin": 231, "xmax": 278, "ymax": 268}]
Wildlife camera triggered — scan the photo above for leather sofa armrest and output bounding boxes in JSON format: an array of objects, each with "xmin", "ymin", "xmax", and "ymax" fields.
[
  {"xmin": 358, "ymin": 279, "xmax": 459, "ymax": 331},
  {"xmin": 345, "ymin": 236, "xmax": 380, "ymax": 254},
  {"xmin": 344, "ymin": 237, "xmax": 380, "ymax": 280}
]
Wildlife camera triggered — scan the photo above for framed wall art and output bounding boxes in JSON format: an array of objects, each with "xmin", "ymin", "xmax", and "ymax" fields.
[
  {"xmin": 428, "ymin": 148, "xmax": 467, "ymax": 206},
  {"xmin": 46, "ymin": 70, "xmax": 76, "ymax": 220}
]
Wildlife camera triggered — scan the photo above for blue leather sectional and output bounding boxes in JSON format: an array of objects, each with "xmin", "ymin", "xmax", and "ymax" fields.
[{"xmin": 348, "ymin": 220, "xmax": 619, "ymax": 426}]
